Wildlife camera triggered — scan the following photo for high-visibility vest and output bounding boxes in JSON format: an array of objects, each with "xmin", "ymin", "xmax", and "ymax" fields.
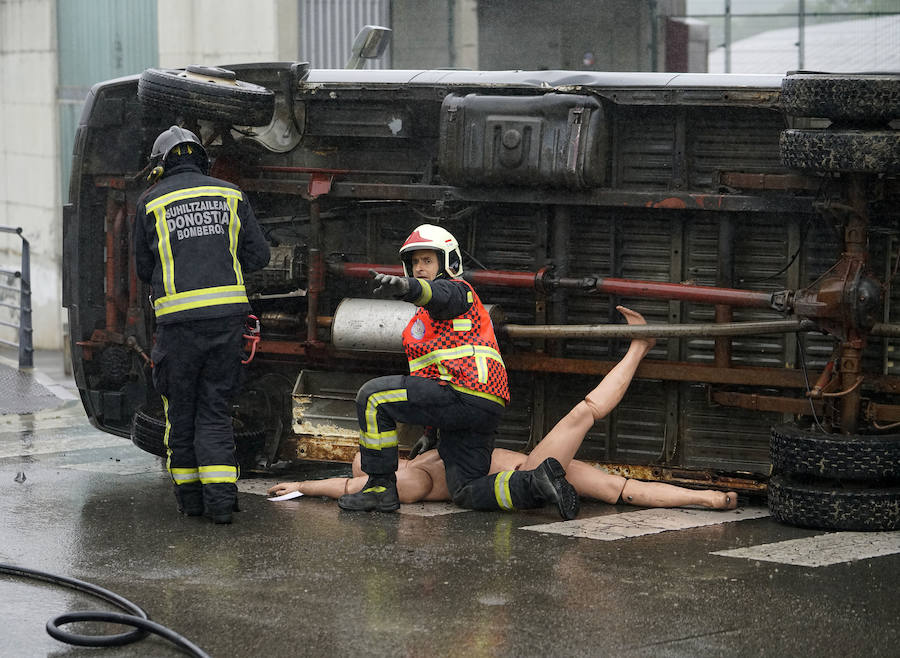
[{"xmin": 402, "ymin": 280, "xmax": 509, "ymax": 405}]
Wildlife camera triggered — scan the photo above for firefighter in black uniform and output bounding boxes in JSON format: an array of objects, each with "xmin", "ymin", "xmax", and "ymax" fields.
[
  {"xmin": 338, "ymin": 224, "xmax": 579, "ymax": 519},
  {"xmin": 133, "ymin": 126, "xmax": 270, "ymax": 523}
]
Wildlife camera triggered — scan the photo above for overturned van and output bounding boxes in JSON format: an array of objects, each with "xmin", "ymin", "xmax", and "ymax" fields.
[{"xmin": 62, "ymin": 61, "xmax": 900, "ymax": 531}]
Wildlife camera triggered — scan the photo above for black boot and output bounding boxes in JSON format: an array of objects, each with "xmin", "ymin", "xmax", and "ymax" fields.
[
  {"xmin": 205, "ymin": 509, "xmax": 233, "ymax": 524},
  {"xmin": 532, "ymin": 458, "xmax": 580, "ymax": 520},
  {"xmin": 174, "ymin": 484, "xmax": 204, "ymax": 517},
  {"xmin": 338, "ymin": 475, "xmax": 400, "ymax": 512},
  {"xmin": 203, "ymin": 483, "xmax": 238, "ymax": 524}
]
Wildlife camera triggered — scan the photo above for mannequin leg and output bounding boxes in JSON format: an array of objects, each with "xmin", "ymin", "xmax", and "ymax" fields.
[
  {"xmin": 523, "ymin": 306, "xmax": 655, "ymax": 471},
  {"xmin": 620, "ymin": 479, "xmax": 738, "ymax": 509},
  {"xmin": 564, "ymin": 460, "xmax": 628, "ymax": 503}
]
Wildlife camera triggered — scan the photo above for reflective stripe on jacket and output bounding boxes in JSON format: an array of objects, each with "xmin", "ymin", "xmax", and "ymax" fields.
[
  {"xmin": 134, "ymin": 166, "xmax": 270, "ymax": 323},
  {"xmin": 402, "ymin": 279, "xmax": 509, "ymax": 404}
]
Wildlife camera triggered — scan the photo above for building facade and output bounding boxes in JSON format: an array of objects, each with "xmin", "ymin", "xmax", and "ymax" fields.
[{"xmin": 0, "ymin": 0, "xmax": 684, "ymax": 349}]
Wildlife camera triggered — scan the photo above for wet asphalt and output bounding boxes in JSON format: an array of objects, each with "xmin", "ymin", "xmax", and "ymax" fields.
[{"xmin": 1, "ymin": 351, "xmax": 898, "ymax": 657}]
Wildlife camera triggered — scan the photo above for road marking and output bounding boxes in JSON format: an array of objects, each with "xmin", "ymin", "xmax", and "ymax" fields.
[
  {"xmin": 521, "ymin": 506, "xmax": 770, "ymax": 540},
  {"xmin": 711, "ymin": 531, "xmax": 900, "ymax": 567}
]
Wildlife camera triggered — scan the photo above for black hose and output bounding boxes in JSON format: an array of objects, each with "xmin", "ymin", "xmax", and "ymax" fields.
[{"xmin": 0, "ymin": 562, "xmax": 210, "ymax": 657}]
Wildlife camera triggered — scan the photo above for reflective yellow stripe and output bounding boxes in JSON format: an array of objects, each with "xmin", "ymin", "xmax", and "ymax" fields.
[
  {"xmin": 360, "ymin": 388, "xmax": 407, "ymax": 450},
  {"xmin": 414, "ymin": 279, "xmax": 432, "ymax": 305},
  {"xmin": 163, "ymin": 395, "xmax": 204, "ymax": 484},
  {"xmin": 359, "ymin": 429, "xmax": 399, "ymax": 450},
  {"xmin": 162, "ymin": 395, "xmax": 173, "ymax": 471},
  {"xmin": 494, "ymin": 471, "xmax": 515, "ymax": 510},
  {"xmin": 145, "ymin": 185, "xmax": 243, "ymax": 212},
  {"xmin": 153, "ymin": 284, "xmax": 248, "ymax": 317},
  {"xmin": 450, "ymin": 384, "xmax": 506, "ymax": 407},
  {"xmin": 198, "ymin": 464, "xmax": 238, "ymax": 484},
  {"xmin": 475, "ymin": 354, "xmax": 488, "ymax": 382},
  {"xmin": 408, "ymin": 344, "xmax": 505, "ymax": 372},
  {"xmin": 170, "ymin": 467, "xmax": 201, "ymax": 484},
  {"xmin": 153, "ymin": 207, "xmax": 176, "ymax": 296},
  {"xmin": 466, "ymin": 290, "xmax": 473, "ymax": 303},
  {"xmin": 147, "ymin": 186, "xmax": 245, "ymax": 302},
  {"xmin": 226, "ymin": 195, "xmax": 243, "ymax": 284},
  {"xmin": 452, "ymin": 319, "xmax": 472, "ymax": 331}
]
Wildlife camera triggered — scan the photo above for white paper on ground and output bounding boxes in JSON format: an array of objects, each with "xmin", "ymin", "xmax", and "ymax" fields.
[{"xmin": 268, "ymin": 491, "xmax": 303, "ymax": 501}]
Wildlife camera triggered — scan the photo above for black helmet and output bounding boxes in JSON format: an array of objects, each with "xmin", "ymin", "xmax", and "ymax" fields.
[{"xmin": 150, "ymin": 125, "xmax": 208, "ymax": 168}]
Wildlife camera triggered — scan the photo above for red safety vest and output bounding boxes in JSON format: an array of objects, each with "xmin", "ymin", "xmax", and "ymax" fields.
[{"xmin": 402, "ymin": 280, "xmax": 509, "ymax": 405}]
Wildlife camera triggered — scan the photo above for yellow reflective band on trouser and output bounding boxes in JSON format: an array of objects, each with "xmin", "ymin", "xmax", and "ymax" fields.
[
  {"xmin": 170, "ymin": 467, "xmax": 201, "ymax": 485},
  {"xmin": 493, "ymin": 471, "xmax": 515, "ymax": 510},
  {"xmin": 198, "ymin": 464, "xmax": 238, "ymax": 484},
  {"xmin": 414, "ymin": 279, "xmax": 432, "ymax": 305},
  {"xmin": 154, "ymin": 285, "xmax": 249, "ymax": 317},
  {"xmin": 360, "ymin": 388, "xmax": 407, "ymax": 450},
  {"xmin": 363, "ymin": 486, "xmax": 388, "ymax": 494},
  {"xmin": 161, "ymin": 395, "xmax": 173, "ymax": 471}
]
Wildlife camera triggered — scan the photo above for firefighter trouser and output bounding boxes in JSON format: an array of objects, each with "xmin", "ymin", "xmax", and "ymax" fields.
[
  {"xmin": 151, "ymin": 316, "xmax": 245, "ymax": 515},
  {"xmin": 356, "ymin": 375, "xmax": 551, "ymax": 511}
]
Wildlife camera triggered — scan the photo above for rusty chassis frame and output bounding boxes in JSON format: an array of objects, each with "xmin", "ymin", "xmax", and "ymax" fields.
[{"xmin": 80, "ymin": 163, "xmax": 900, "ymax": 492}]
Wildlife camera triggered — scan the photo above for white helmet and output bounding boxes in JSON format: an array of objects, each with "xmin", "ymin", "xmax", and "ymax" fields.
[{"xmin": 399, "ymin": 224, "xmax": 463, "ymax": 278}]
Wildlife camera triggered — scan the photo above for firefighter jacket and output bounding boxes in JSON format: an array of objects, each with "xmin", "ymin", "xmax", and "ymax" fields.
[
  {"xmin": 133, "ymin": 163, "xmax": 270, "ymax": 324},
  {"xmin": 400, "ymin": 277, "xmax": 509, "ymax": 405}
]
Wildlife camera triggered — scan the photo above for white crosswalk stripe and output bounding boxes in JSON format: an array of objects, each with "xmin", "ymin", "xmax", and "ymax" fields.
[
  {"xmin": 711, "ymin": 531, "xmax": 900, "ymax": 567},
  {"xmin": 520, "ymin": 506, "xmax": 770, "ymax": 540}
]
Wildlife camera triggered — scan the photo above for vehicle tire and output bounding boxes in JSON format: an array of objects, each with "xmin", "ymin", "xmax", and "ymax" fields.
[
  {"xmin": 780, "ymin": 128, "xmax": 900, "ymax": 174},
  {"xmin": 781, "ymin": 73, "xmax": 900, "ymax": 125},
  {"xmin": 767, "ymin": 474, "xmax": 900, "ymax": 531},
  {"xmin": 771, "ymin": 424, "xmax": 900, "ymax": 481},
  {"xmin": 137, "ymin": 66, "xmax": 275, "ymax": 126},
  {"xmin": 130, "ymin": 405, "xmax": 266, "ymax": 469}
]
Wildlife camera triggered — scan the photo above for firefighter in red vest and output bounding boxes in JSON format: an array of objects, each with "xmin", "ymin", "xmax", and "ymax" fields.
[{"xmin": 338, "ymin": 224, "xmax": 579, "ymax": 519}]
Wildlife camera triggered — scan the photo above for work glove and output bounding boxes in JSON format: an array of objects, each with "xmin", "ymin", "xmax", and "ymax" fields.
[
  {"xmin": 370, "ymin": 269, "xmax": 410, "ymax": 298},
  {"xmin": 408, "ymin": 429, "xmax": 438, "ymax": 459}
]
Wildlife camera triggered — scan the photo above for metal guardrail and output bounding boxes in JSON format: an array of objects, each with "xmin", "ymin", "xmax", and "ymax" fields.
[{"xmin": 0, "ymin": 226, "xmax": 33, "ymax": 368}]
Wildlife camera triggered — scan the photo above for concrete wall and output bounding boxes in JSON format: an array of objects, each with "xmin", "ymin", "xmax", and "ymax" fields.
[
  {"xmin": 477, "ymin": 0, "xmax": 683, "ymax": 71},
  {"xmin": 0, "ymin": 0, "xmax": 62, "ymax": 351},
  {"xmin": 157, "ymin": 0, "xmax": 298, "ymax": 67},
  {"xmin": 391, "ymin": 0, "xmax": 453, "ymax": 69},
  {"xmin": 390, "ymin": 0, "xmax": 476, "ymax": 70}
]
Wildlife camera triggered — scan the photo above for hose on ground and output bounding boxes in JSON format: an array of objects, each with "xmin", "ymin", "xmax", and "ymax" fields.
[{"xmin": 0, "ymin": 562, "xmax": 209, "ymax": 657}]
